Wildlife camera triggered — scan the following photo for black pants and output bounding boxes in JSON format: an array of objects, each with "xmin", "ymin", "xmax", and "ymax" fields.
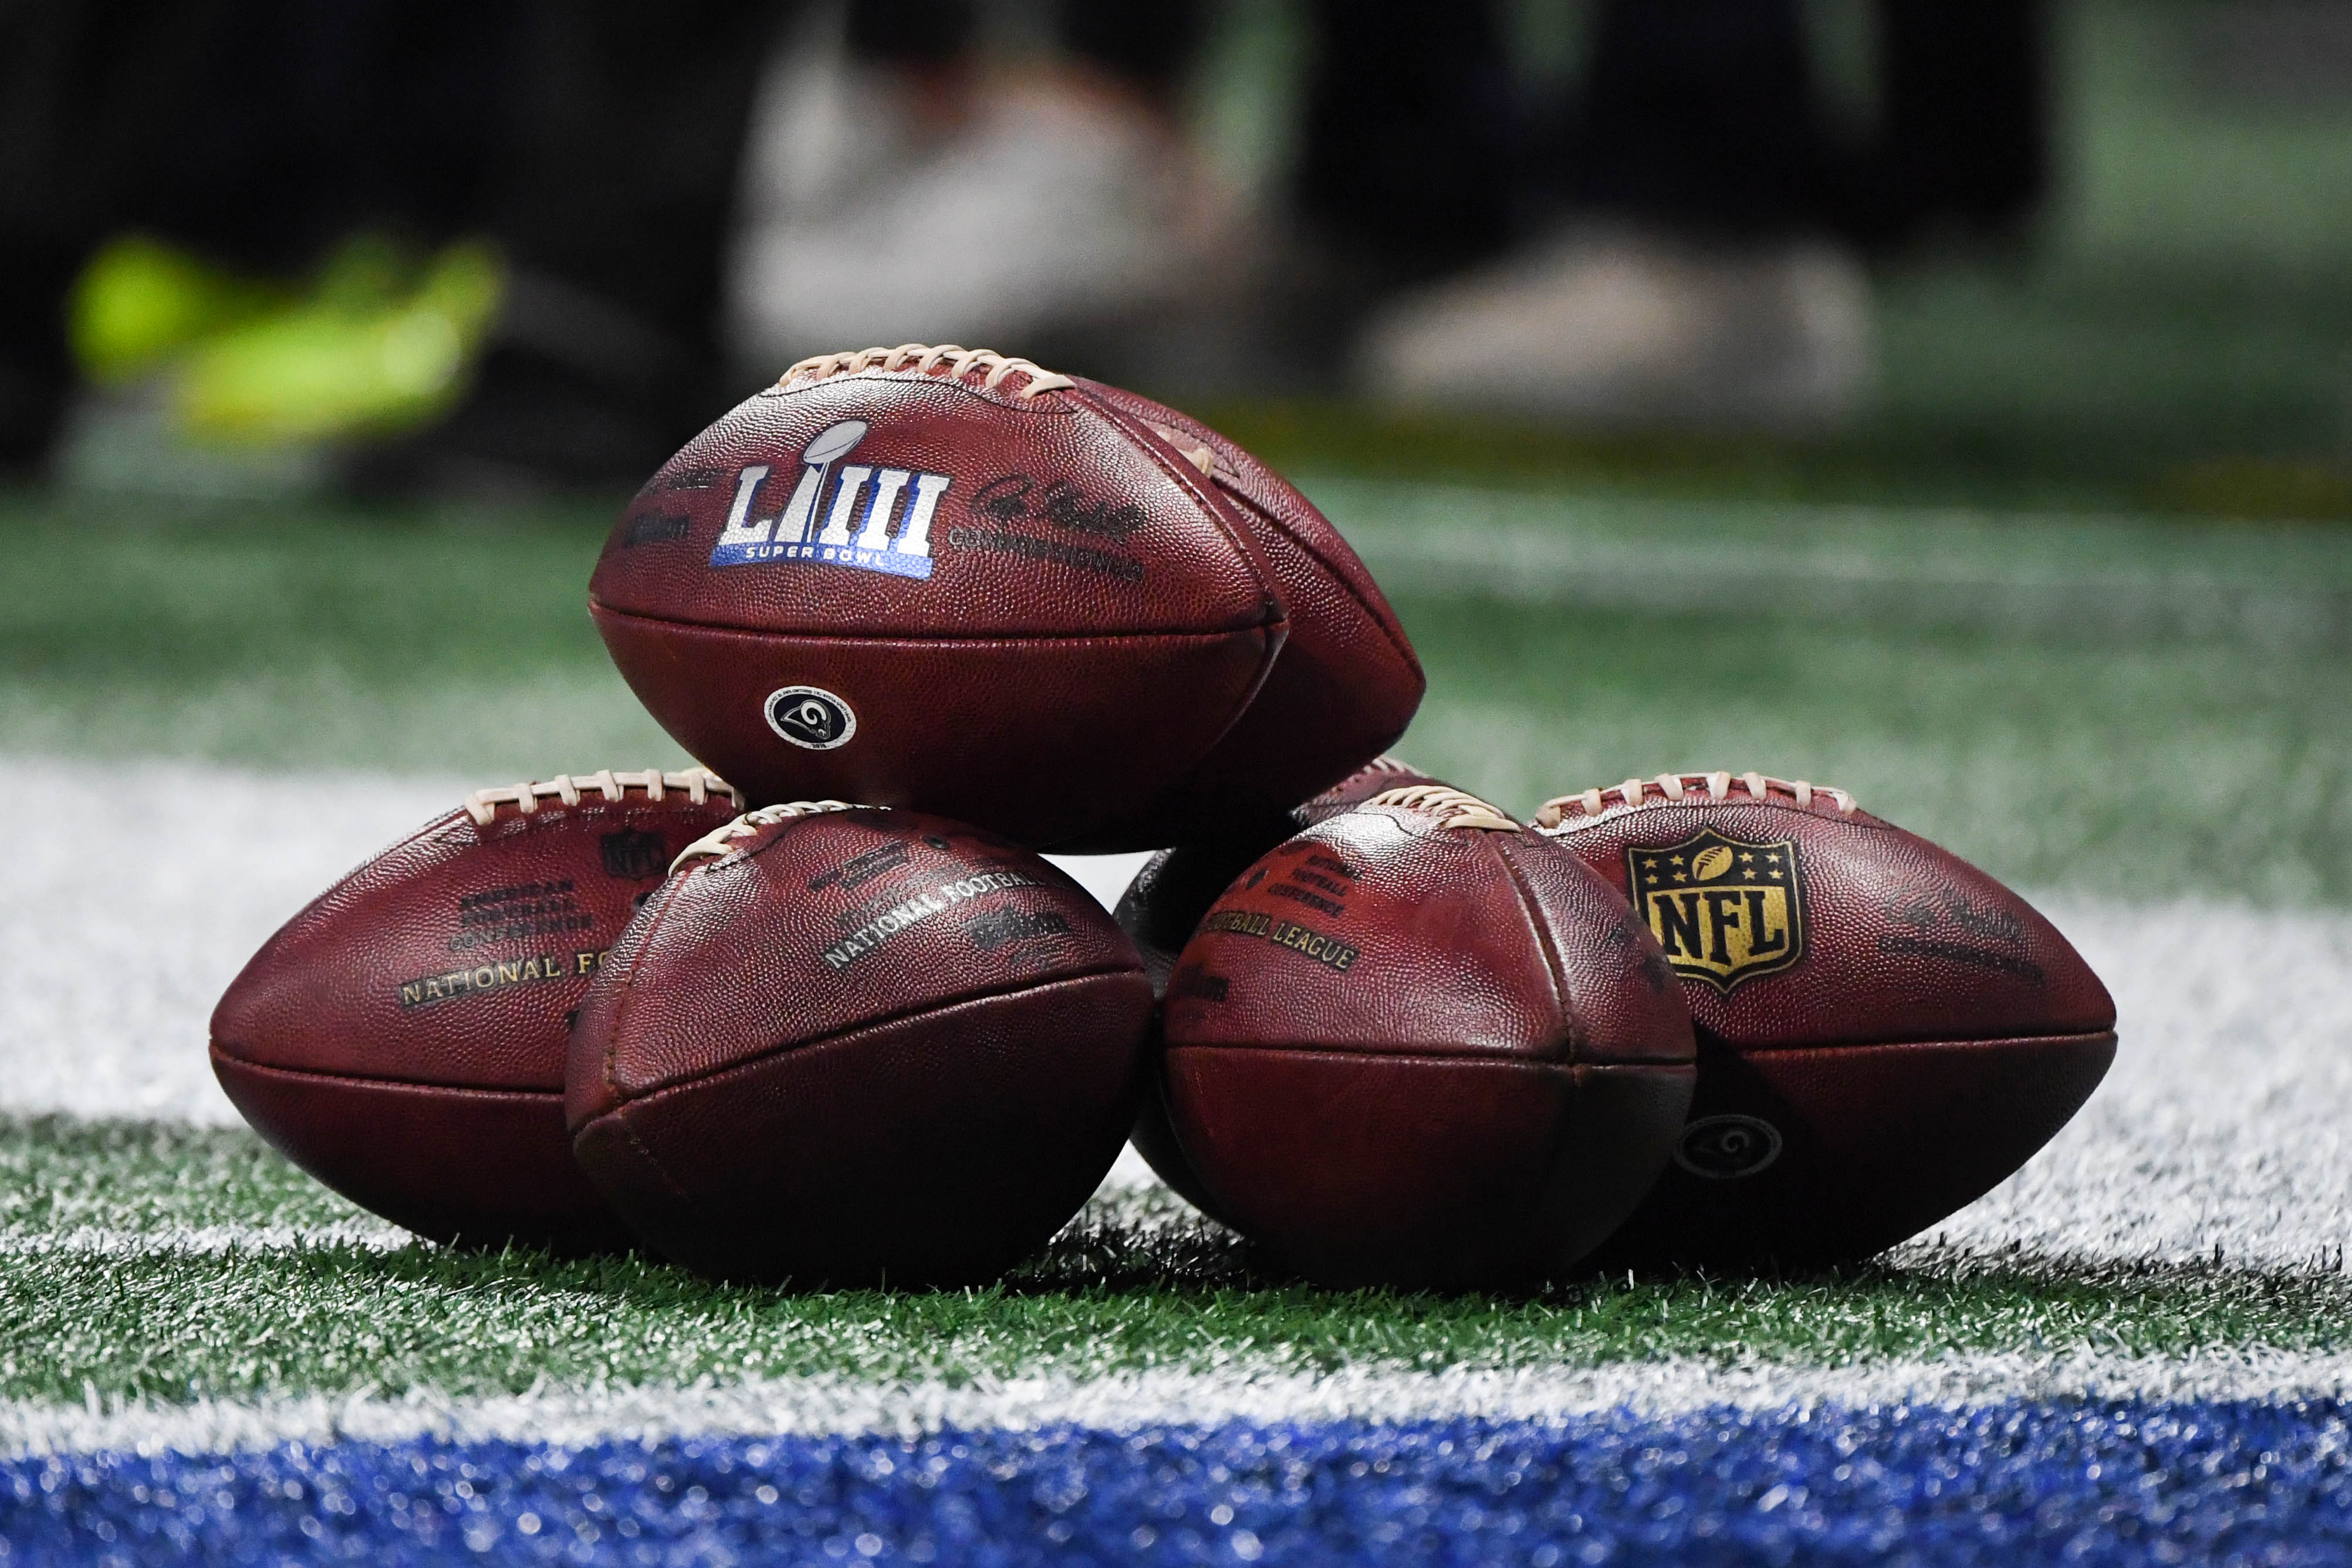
[
  {"xmin": 0, "ymin": 0, "xmax": 789, "ymax": 473},
  {"xmin": 0, "ymin": 0, "xmax": 2042, "ymax": 471},
  {"xmin": 853, "ymin": 0, "xmax": 2047, "ymax": 282}
]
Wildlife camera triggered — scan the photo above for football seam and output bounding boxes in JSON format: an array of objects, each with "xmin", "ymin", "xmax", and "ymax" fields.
[
  {"xmin": 1212, "ymin": 482, "xmax": 1422, "ymax": 677},
  {"xmin": 1078, "ymin": 384, "xmax": 1422, "ymax": 679},
  {"xmin": 1702, "ymin": 1028, "xmax": 2119, "ymax": 1056},
  {"xmin": 603, "ymin": 1114, "xmax": 696, "ymax": 1205},
  {"xmin": 1056, "ymin": 386, "xmax": 1299, "ymax": 771},
  {"xmin": 587, "ymin": 599, "xmax": 1285, "ymax": 644},
  {"xmin": 1164, "ymin": 1043, "xmax": 1694, "ymax": 1073},
  {"xmin": 205, "ymin": 1046, "xmax": 566, "ymax": 1102},
  {"xmin": 1065, "ymin": 386, "xmax": 1287, "ymax": 622},
  {"xmin": 1489, "ymin": 834, "xmax": 1588, "ymax": 1063},
  {"xmin": 600, "ymin": 962, "xmax": 1149, "ymax": 1107},
  {"xmin": 596, "ymin": 868, "xmax": 697, "ymax": 1117}
]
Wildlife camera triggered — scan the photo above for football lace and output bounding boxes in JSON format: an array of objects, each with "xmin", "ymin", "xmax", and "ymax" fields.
[
  {"xmin": 670, "ymin": 799, "xmax": 861, "ymax": 874},
  {"xmin": 1363, "ymin": 784, "xmax": 1518, "ymax": 832},
  {"xmin": 1531, "ymin": 772, "xmax": 1857, "ymax": 830},
  {"xmin": 462, "ymin": 768, "xmax": 736, "ymax": 829},
  {"xmin": 778, "ymin": 344, "xmax": 1075, "ymax": 400}
]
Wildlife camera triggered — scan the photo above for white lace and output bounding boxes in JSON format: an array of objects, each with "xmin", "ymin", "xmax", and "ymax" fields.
[
  {"xmin": 1364, "ymin": 784, "xmax": 1517, "ymax": 832},
  {"xmin": 462, "ymin": 769, "xmax": 736, "ymax": 829},
  {"xmin": 1142, "ymin": 420, "xmax": 1216, "ymax": 477},
  {"xmin": 1532, "ymin": 772, "xmax": 1856, "ymax": 829},
  {"xmin": 778, "ymin": 344, "xmax": 1074, "ymax": 400},
  {"xmin": 670, "ymin": 800, "xmax": 861, "ymax": 874}
]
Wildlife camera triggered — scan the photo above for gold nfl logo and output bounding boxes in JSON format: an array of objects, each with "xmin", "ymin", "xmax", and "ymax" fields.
[{"xmin": 1627, "ymin": 829, "xmax": 1806, "ymax": 993}]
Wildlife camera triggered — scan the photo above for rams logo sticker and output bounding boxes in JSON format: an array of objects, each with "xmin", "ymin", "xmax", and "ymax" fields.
[
  {"xmin": 766, "ymin": 687, "xmax": 856, "ymax": 749},
  {"xmin": 709, "ymin": 420, "xmax": 951, "ymax": 580},
  {"xmin": 1674, "ymin": 1114, "xmax": 1784, "ymax": 1179},
  {"xmin": 1627, "ymin": 829, "xmax": 1805, "ymax": 993}
]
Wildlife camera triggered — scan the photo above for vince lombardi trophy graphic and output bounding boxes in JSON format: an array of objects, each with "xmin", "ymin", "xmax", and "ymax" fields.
[{"xmin": 713, "ymin": 419, "xmax": 869, "ymax": 560}]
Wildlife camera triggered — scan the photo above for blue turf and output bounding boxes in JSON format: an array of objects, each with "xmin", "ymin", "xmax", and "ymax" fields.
[{"xmin": 5, "ymin": 1399, "xmax": 2351, "ymax": 1566}]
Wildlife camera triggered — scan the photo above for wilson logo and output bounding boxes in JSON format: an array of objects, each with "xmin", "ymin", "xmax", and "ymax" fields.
[
  {"xmin": 1627, "ymin": 829, "xmax": 1806, "ymax": 993},
  {"xmin": 709, "ymin": 419, "xmax": 951, "ymax": 580}
]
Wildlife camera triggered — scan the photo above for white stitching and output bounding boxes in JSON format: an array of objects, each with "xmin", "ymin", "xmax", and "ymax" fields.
[
  {"xmin": 1364, "ymin": 785, "xmax": 1518, "ymax": 833},
  {"xmin": 463, "ymin": 769, "xmax": 735, "ymax": 829},
  {"xmin": 1530, "ymin": 773, "xmax": 1859, "ymax": 829},
  {"xmin": 670, "ymin": 799, "xmax": 861, "ymax": 874},
  {"xmin": 778, "ymin": 343, "xmax": 1075, "ymax": 400}
]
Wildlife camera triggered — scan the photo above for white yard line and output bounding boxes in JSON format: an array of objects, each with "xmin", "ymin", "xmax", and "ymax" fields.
[
  {"xmin": 0, "ymin": 753, "xmax": 1147, "ymax": 1128},
  {"xmin": 3, "ymin": 755, "xmax": 2348, "ymax": 1266},
  {"xmin": 1316, "ymin": 477, "xmax": 2352, "ymax": 646},
  {"xmin": 0, "ymin": 1221, "xmax": 411, "ymax": 1256},
  {"xmin": 1900, "ymin": 897, "xmax": 2352, "ymax": 1272},
  {"xmin": 7, "ymin": 1349, "xmax": 2352, "ymax": 1461},
  {"xmin": 6, "ymin": 757, "xmax": 464, "ymax": 1124}
]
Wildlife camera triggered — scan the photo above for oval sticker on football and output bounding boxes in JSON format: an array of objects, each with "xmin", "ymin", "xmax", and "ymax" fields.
[
  {"xmin": 1672, "ymin": 1114, "xmax": 1783, "ymax": 1180},
  {"xmin": 765, "ymin": 687, "xmax": 857, "ymax": 750}
]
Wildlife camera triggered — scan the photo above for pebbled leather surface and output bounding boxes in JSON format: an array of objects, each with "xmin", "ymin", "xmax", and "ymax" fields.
[
  {"xmin": 208, "ymin": 775, "xmax": 741, "ymax": 1250},
  {"xmin": 1582, "ymin": 1032, "xmax": 2119, "ymax": 1270},
  {"xmin": 591, "ymin": 373, "xmax": 1276, "ymax": 638},
  {"xmin": 1540, "ymin": 776, "xmax": 2118, "ymax": 1266},
  {"xmin": 211, "ymin": 1054, "xmax": 632, "ymax": 1255},
  {"xmin": 1158, "ymin": 797, "xmax": 1695, "ymax": 1286},
  {"xmin": 589, "ymin": 360, "xmax": 1424, "ymax": 849},
  {"xmin": 1117, "ymin": 757, "xmax": 1444, "ymax": 1222},
  {"xmin": 1072, "ymin": 381, "xmax": 1426, "ymax": 840},
  {"xmin": 1540, "ymin": 787, "xmax": 2114, "ymax": 1046},
  {"xmin": 1119, "ymin": 758, "xmax": 1448, "ymax": 1000},
  {"xmin": 589, "ymin": 363, "xmax": 1318, "ymax": 849},
  {"xmin": 567, "ymin": 806, "xmax": 1153, "ymax": 1285},
  {"xmin": 589, "ymin": 610, "xmax": 1272, "ymax": 849},
  {"xmin": 1164, "ymin": 1051, "xmax": 1694, "ymax": 1290}
]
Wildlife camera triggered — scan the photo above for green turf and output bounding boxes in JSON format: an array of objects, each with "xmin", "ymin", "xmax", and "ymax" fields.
[
  {"xmin": 6, "ymin": 482, "xmax": 2347, "ymax": 901},
  {"xmin": 0, "ymin": 1120, "xmax": 2342, "ymax": 1405},
  {"xmin": 0, "ymin": 492, "xmax": 681, "ymax": 772}
]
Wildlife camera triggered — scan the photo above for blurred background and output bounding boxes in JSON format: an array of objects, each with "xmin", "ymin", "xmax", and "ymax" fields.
[{"xmin": 1, "ymin": 0, "xmax": 2348, "ymax": 905}]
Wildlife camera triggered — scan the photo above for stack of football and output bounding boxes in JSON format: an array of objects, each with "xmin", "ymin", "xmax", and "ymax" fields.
[{"xmin": 211, "ymin": 344, "xmax": 2117, "ymax": 1289}]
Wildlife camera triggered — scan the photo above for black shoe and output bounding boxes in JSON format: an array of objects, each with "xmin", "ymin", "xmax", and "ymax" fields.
[{"xmin": 339, "ymin": 273, "xmax": 724, "ymax": 501}]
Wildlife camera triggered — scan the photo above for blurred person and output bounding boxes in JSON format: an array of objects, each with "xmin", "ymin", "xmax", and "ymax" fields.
[
  {"xmin": 1326, "ymin": 0, "xmax": 2047, "ymax": 427},
  {"xmin": 0, "ymin": 0, "xmax": 793, "ymax": 491},
  {"xmin": 724, "ymin": 0, "xmax": 2046, "ymax": 427},
  {"xmin": 727, "ymin": 0, "xmax": 1236, "ymax": 372}
]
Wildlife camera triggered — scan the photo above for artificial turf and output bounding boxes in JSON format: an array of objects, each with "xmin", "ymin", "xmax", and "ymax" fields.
[
  {"xmin": 3, "ymin": 481, "xmax": 2347, "ymax": 903},
  {"xmin": 1, "ymin": 1118, "xmax": 2346, "ymax": 1407}
]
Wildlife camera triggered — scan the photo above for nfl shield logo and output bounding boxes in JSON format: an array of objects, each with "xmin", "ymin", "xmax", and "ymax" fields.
[
  {"xmin": 1627, "ymin": 829, "xmax": 1806, "ymax": 993},
  {"xmin": 599, "ymin": 829, "xmax": 668, "ymax": 881}
]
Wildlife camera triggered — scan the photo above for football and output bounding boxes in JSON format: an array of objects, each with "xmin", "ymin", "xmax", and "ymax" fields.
[
  {"xmin": 587, "ymin": 343, "xmax": 1423, "ymax": 851},
  {"xmin": 209, "ymin": 768, "xmax": 743, "ymax": 1253},
  {"xmin": 1116, "ymin": 755, "xmax": 1442, "ymax": 1222},
  {"xmin": 566, "ymin": 801, "xmax": 1154, "ymax": 1286},
  {"xmin": 1158, "ymin": 785, "xmax": 1697, "ymax": 1289},
  {"xmin": 1532, "ymin": 772, "xmax": 2118, "ymax": 1269}
]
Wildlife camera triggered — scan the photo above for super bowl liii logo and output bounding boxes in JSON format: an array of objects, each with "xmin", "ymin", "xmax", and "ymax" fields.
[
  {"xmin": 709, "ymin": 419, "xmax": 951, "ymax": 580},
  {"xmin": 1627, "ymin": 829, "xmax": 1806, "ymax": 993}
]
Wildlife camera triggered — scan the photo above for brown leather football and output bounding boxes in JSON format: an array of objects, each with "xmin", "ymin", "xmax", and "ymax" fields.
[
  {"xmin": 1159, "ymin": 785, "xmax": 1697, "ymax": 1289},
  {"xmin": 1116, "ymin": 755, "xmax": 1444, "ymax": 1223},
  {"xmin": 1532, "ymin": 771, "xmax": 2118, "ymax": 1269},
  {"xmin": 587, "ymin": 344, "xmax": 1421, "ymax": 852},
  {"xmin": 208, "ymin": 768, "xmax": 743, "ymax": 1253},
  {"xmin": 566, "ymin": 802, "xmax": 1153, "ymax": 1286}
]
